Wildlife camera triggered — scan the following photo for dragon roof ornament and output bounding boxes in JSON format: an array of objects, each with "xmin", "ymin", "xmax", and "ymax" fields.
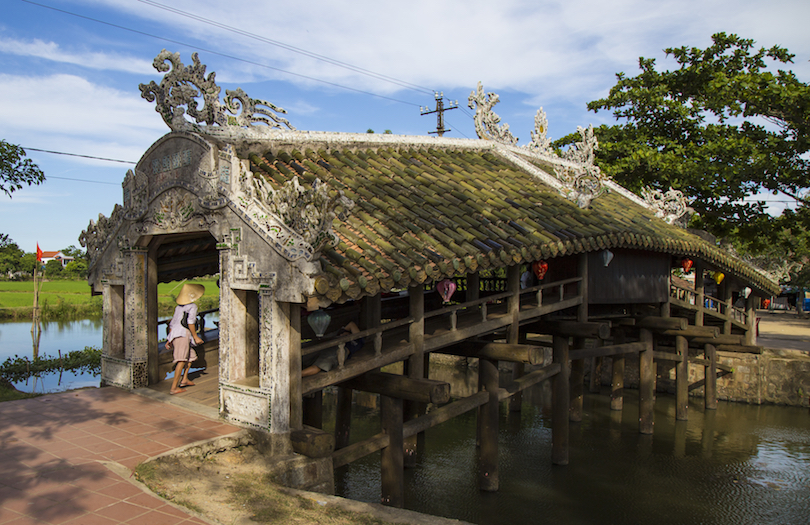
[
  {"xmin": 641, "ymin": 187, "xmax": 693, "ymax": 227},
  {"xmin": 139, "ymin": 50, "xmax": 295, "ymax": 137},
  {"xmin": 467, "ymin": 82, "xmax": 518, "ymax": 146},
  {"xmin": 524, "ymin": 108, "xmax": 554, "ymax": 156}
]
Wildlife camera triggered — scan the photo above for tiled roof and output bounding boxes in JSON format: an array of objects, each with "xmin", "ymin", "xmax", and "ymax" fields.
[{"xmin": 245, "ymin": 142, "xmax": 780, "ymax": 303}]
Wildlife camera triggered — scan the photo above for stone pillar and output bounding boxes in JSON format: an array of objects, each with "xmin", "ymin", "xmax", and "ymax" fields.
[
  {"xmin": 124, "ymin": 248, "xmax": 148, "ymax": 388},
  {"xmin": 260, "ymin": 290, "xmax": 291, "ymax": 437},
  {"xmin": 103, "ymin": 283, "xmax": 125, "ymax": 359}
]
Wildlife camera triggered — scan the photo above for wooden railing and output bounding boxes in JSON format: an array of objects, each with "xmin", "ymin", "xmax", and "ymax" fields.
[{"xmin": 670, "ymin": 283, "xmax": 747, "ymax": 325}]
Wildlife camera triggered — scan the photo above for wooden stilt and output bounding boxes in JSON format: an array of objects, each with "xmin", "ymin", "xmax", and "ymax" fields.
[
  {"xmin": 704, "ymin": 343, "xmax": 717, "ymax": 410},
  {"xmin": 478, "ymin": 357, "xmax": 500, "ymax": 491},
  {"xmin": 638, "ymin": 328, "xmax": 654, "ymax": 435},
  {"xmin": 570, "ymin": 337, "xmax": 584, "ymax": 422},
  {"xmin": 334, "ymin": 386, "xmax": 353, "ymax": 449},
  {"xmin": 380, "ymin": 394, "xmax": 404, "ymax": 507},
  {"xmin": 404, "ymin": 285, "xmax": 426, "ymax": 467},
  {"xmin": 552, "ymin": 334, "xmax": 570, "ymax": 465},
  {"xmin": 507, "ymin": 265, "xmax": 523, "ymax": 413},
  {"xmin": 589, "ymin": 354, "xmax": 603, "ymax": 393},
  {"xmin": 675, "ymin": 335, "xmax": 688, "ymax": 421},
  {"xmin": 610, "ymin": 330, "xmax": 625, "ymax": 411}
]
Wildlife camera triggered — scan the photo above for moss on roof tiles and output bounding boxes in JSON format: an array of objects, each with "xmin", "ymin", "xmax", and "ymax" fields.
[{"xmin": 244, "ymin": 143, "xmax": 778, "ymax": 301}]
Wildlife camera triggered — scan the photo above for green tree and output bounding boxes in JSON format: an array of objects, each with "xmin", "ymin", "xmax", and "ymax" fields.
[
  {"xmin": 44, "ymin": 259, "xmax": 63, "ymax": 277},
  {"xmin": 581, "ymin": 33, "xmax": 810, "ymax": 245},
  {"xmin": 1, "ymin": 140, "xmax": 45, "ymax": 197},
  {"xmin": 63, "ymin": 260, "xmax": 88, "ymax": 278},
  {"xmin": 61, "ymin": 245, "xmax": 87, "ymax": 262},
  {"xmin": 0, "ymin": 235, "xmax": 25, "ymax": 275}
]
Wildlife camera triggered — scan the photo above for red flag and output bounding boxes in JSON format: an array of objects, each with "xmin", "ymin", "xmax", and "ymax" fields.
[{"xmin": 36, "ymin": 243, "xmax": 43, "ymax": 262}]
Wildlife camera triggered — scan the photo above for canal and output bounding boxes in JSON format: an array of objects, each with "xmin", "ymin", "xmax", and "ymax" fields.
[{"xmin": 2, "ymin": 320, "xmax": 809, "ymax": 524}]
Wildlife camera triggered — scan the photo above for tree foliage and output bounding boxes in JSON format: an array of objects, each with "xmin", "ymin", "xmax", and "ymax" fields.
[
  {"xmin": 583, "ymin": 33, "xmax": 810, "ymax": 244},
  {"xmin": 0, "ymin": 235, "xmax": 25, "ymax": 275},
  {"xmin": 0, "ymin": 140, "xmax": 45, "ymax": 197}
]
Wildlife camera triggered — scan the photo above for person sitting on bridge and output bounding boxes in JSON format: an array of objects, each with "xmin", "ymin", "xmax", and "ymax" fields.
[
  {"xmin": 302, "ymin": 321, "xmax": 363, "ymax": 377},
  {"xmin": 166, "ymin": 283, "xmax": 205, "ymax": 394}
]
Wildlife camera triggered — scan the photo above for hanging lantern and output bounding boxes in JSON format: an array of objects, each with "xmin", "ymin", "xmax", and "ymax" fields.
[
  {"xmin": 600, "ymin": 249, "xmax": 614, "ymax": 267},
  {"xmin": 436, "ymin": 279, "xmax": 457, "ymax": 303},
  {"xmin": 741, "ymin": 287, "xmax": 752, "ymax": 299},
  {"xmin": 713, "ymin": 271, "xmax": 725, "ymax": 284},
  {"xmin": 681, "ymin": 258, "xmax": 693, "ymax": 273},
  {"xmin": 763, "ymin": 299, "xmax": 771, "ymax": 309},
  {"xmin": 307, "ymin": 309, "xmax": 331, "ymax": 338},
  {"xmin": 532, "ymin": 260, "xmax": 549, "ymax": 280}
]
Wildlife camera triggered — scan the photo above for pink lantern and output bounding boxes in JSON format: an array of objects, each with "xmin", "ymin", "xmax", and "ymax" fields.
[
  {"xmin": 436, "ymin": 279, "xmax": 456, "ymax": 303},
  {"xmin": 532, "ymin": 260, "xmax": 549, "ymax": 280}
]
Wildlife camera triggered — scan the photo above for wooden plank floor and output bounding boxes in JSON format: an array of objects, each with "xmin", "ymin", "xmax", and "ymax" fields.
[{"xmin": 147, "ymin": 364, "xmax": 220, "ymax": 409}]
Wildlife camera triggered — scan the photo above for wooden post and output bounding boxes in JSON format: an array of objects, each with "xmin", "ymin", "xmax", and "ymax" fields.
[
  {"xmin": 570, "ymin": 337, "xmax": 584, "ymax": 422},
  {"xmin": 404, "ymin": 285, "xmax": 425, "ymax": 466},
  {"xmin": 704, "ymin": 343, "xmax": 717, "ymax": 410},
  {"xmin": 467, "ymin": 272, "xmax": 480, "ymax": 302},
  {"xmin": 289, "ymin": 303, "xmax": 303, "ymax": 430},
  {"xmin": 380, "ymin": 394, "xmax": 404, "ymax": 508},
  {"xmin": 694, "ymin": 261, "xmax": 705, "ymax": 327},
  {"xmin": 721, "ymin": 281, "xmax": 732, "ymax": 335},
  {"xmin": 744, "ymin": 294, "xmax": 756, "ymax": 346},
  {"xmin": 638, "ymin": 328, "xmax": 654, "ymax": 435},
  {"xmin": 552, "ymin": 334, "xmax": 570, "ymax": 465},
  {"xmin": 610, "ymin": 330, "xmax": 625, "ymax": 411},
  {"xmin": 479, "ymin": 357, "xmax": 500, "ymax": 491},
  {"xmin": 507, "ymin": 265, "xmax": 523, "ymax": 412},
  {"xmin": 675, "ymin": 335, "xmax": 688, "ymax": 421},
  {"xmin": 335, "ymin": 387, "xmax": 353, "ymax": 449}
]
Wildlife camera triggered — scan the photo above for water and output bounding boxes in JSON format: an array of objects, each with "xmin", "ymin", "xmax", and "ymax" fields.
[
  {"xmin": 0, "ymin": 319, "xmax": 103, "ymax": 393},
  {"xmin": 328, "ymin": 366, "xmax": 810, "ymax": 525}
]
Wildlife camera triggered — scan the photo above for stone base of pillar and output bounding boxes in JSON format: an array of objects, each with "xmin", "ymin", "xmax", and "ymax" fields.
[{"xmin": 101, "ymin": 356, "xmax": 148, "ymax": 389}]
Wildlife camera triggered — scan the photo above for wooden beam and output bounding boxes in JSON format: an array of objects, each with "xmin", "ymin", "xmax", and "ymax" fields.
[
  {"xmin": 653, "ymin": 351, "xmax": 683, "ymax": 362},
  {"xmin": 689, "ymin": 357, "xmax": 734, "ymax": 373},
  {"xmin": 339, "ymin": 371, "xmax": 450, "ymax": 405},
  {"xmin": 636, "ymin": 316, "xmax": 687, "ymax": 331},
  {"xmin": 660, "ymin": 326, "xmax": 720, "ymax": 338},
  {"xmin": 715, "ymin": 344, "xmax": 763, "ymax": 354},
  {"xmin": 569, "ymin": 341, "xmax": 647, "ymax": 360},
  {"xmin": 524, "ymin": 320, "xmax": 610, "ymax": 340},
  {"xmin": 498, "ymin": 364, "xmax": 561, "ymax": 400},
  {"xmin": 690, "ymin": 334, "xmax": 743, "ymax": 346},
  {"xmin": 439, "ymin": 341, "xmax": 545, "ymax": 365}
]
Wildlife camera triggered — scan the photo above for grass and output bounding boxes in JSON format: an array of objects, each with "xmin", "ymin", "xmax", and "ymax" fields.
[
  {"xmin": 0, "ymin": 278, "xmax": 220, "ymax": 320},
  {"xmin": 0, "ymin": 378, "xmax": 40, "ymax": 402}
]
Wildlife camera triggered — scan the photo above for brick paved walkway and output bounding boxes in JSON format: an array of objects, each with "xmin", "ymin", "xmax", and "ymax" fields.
[{"xmin": 0, "ymin": 387, "xmax": 239, "ymax": 524}]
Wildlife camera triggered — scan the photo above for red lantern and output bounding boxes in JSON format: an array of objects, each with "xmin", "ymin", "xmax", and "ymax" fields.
[
  {"xmin": 763, "ymin": 299, "xmax": 771, "ymax": 309},
  {"xmin": 532, "ymin": 260, "xmax": 549, "ymax": 280},
  {"xmin": 436, "ymin": 279, "xmax": 456, "ymax": 303},
  {"xmin": 681, "ymin": 259, "xmax": 693, "ymax": 273}
]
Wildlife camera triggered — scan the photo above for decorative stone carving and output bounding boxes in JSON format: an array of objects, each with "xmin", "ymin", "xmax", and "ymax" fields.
[
  {"xmin": 524, "ymin": 108, "xmax": 554, "ymax": 156},
  {"xmin": 139, "ymin": 50, "xmax": 295, "ymax": 136},
  {"xmin": 467, "ymin": 82, "xmax": 518, "ymax": 145},
  {"xmin": 560, "ymin": 125, "xmax": 598, "ymax": 166},
  {"xmin": 642, "ymin": 187, "xmax": 692, "ymax": 226},
  {"xmin": 555, "ymin": 164, "xmax": 609, "ymax": 209},
  {"xmin": 80, "ymin": 204, "xmax": 124, "ymax": 265}
]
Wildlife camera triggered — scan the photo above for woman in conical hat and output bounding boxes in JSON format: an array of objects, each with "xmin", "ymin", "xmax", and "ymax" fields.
[{"xmin": 166, "ymin": 283, "xmax": 205, "ymax": 394}]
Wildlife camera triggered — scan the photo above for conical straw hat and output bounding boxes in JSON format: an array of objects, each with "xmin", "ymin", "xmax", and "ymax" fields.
[{"xmin": 176, "ymin": 283, "xmax": 206, "ymax": 305}]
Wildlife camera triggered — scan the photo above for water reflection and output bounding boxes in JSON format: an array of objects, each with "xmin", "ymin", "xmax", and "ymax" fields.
[{"xmin": 330, "ymin": 361, "xmax": 810, "ymax": 525}]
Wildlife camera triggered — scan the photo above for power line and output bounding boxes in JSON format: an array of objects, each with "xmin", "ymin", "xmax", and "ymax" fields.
[
  {"xmin": 23, "ymin": 147, "xmax": 136, "ymax": 164},
  {"xmin": 47, "ymin": 175, "xmax": 119, "ymax": 186},
  {"xmin": 21, "ymin": 0, "xmax": 423, "ymax": 107},
  {"xmin": 137, "ymin": 0, "xmax": 436, "ymax": 95}
]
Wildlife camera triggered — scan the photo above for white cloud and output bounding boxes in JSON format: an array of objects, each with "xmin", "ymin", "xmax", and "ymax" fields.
[{"xmin": 0, "ymin": 37, "xmax": 155, "ymax": 74}]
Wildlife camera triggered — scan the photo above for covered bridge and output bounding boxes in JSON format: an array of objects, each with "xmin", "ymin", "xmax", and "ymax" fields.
[{"xmin": 82, "ymin": 51, "xmax": 779, "ymax": 497}]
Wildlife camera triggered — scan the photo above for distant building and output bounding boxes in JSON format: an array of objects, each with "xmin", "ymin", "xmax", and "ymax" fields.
[{"xmin": 40, "ymin": 251, "xmax": 74, "ymax": 268}]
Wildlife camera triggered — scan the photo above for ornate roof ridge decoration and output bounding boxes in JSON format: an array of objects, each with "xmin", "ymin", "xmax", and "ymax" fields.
[
  {"xmin": 80, "ymin": 204, "xmax": 125, "ymax": 266},
  {"xmin": 467, "ymin": 82, "xmax": 518, "ymax": 146},
  {"xmin": 139, "ymin": 50, "xmax": 295, "ymax": 137},
  {"xmin": 245, "ymin": 176, "xmax": 354, "ymax": 261},
  {"xmin": 524, "ymin": 108, "xmax": 555, "ymax": 156},
  {"xmin": 641, "ymin": 187, "xmax": 693, "ymax": 227}
]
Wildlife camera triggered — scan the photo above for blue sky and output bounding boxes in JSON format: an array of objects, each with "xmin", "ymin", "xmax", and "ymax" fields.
[{"xmin": 2, "ymin": 0, "xmax": 809, "ymax": 254}]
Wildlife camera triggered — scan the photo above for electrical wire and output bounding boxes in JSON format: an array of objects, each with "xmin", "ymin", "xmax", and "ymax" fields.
[
  {"xmin": 137, "ymin": 0, "xmax": 436, "ymax": 95},
  {"xmin": 22, "ymin": 147, "xmax": 136, "ymax": 164},
  {"xmin": 20, "ymin": 0, "xmax": 424, "ymax": 107}
]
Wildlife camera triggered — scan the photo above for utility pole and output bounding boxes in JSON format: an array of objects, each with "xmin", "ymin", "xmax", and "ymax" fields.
[{"xmin": 421, "ymin": 92, "xmax": 458, "ymax": 137}]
